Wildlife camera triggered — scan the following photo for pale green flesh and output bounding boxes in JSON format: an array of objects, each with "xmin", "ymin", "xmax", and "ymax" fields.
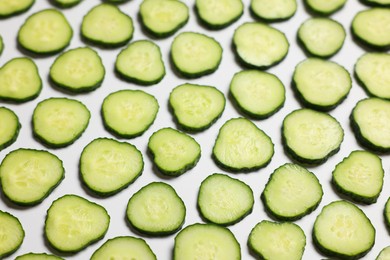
[
  {"xmin": 298, "ymin": 18, "xmax": 345, "ymax": 57},
  {"xmin": 0, "ymin": 149, "xmax": 63, "ymax": 204},
  {"xmin": 0, "ymin": 58, "xmax": 41, "ymax": 100},
  {"xmin": 82, "ymin": 4, "xmax": 133, "ymax": 44},
  {"xmin": 213, "ymin": 118, "xmax": 274, "ymax": 169},
  {"xmin": 294, "ymin": 58, "xmax": 351, "ymax": 107},
  {"xmin": 198, "ymin": 174, "xmax": 253, "ymax": 224},
  {"xmin": 45, "ymin": 195, "xmax": 109, "ymax": 252},
  {"xmin": 251, "ymin": 0, "xmax": 296, "ymax": 20},
  {"xmin": 140, "ymin": 0, "xmax": 188, "ymax": 34},
  {"xmin": 305, "ymin": 0, "xmax": 346, "ymax": 13},
  {"xmin": 353, "ymin": 98, "xmax": 390, "ymax": 149},
  {"xmin": 53, "ymin": 0, "xmax": 81, "ymax": 5},
  {"xmin": 377, "ymin": 246, "xmax": 390, "ymax": 260},
  {"xmin": 80, "ymin": 138, "xmax": 143, "ymax": 194},
  {"xmin": 33, "ymin": 98, "xmax": 90, "ymax": 146},
  {"xmin": 283, "ymin": 109, "xmax": 343, "ymax": 161},
  {"xmin": 50, "ymin": 47, "xmax": 104, "ymax": 90},
  {"xmin": 352, "ymin": 8, "xmax": 390, "ymax": 47},
  {"xmin": 314, "ymin": 200, "xmax": 375, "ymax": 256},
  {"xmin": 230, "ymin": 70, "xmax": 285, "ymax": 116},
  {"xmin": 169, "ymin": 83, "xmax": 225, "ymax": 129},
  {"xmin": 148, "ymin": 128, "xmax": 200, "ymax": 173},
  {"xmin": 263, "ymin": 163, "xmax": 323, "ymax": 218},
  {"xmin": 116, "ymin": 40, "xmax": 165, "ymax": 83},
  {"xmin": 15, "ymin": 253, "xmax": 63, "ymax": 260},
  {"xmin": 196, "ymin": 0, "xmax": 243, "ymax": 26},
  {"xmin": 102, "ymin": 90, "xmax": 158, "ymax": 137},
  {"xmin": 0, "ymin": 0, "xmax": 33, "ymax": 16},
  {"xmin": 249, "ymin": 221, "xmax": 305, "ymax": 260},
  {"xmin": 126, "ymin": 182, "xmax": 185, "ymax": 233},
  {"xmin": 234, "ymin": 22, "xmax": 288, "ymax": 67},
  {"xmin": 333, "ymin": 150, "xmax": 383, "ymax": 198},
  {"xmin": 0, "ymin": 107, "xmax": 18, "ymax": 147},
  {"xmin": 18, "ymin": 9, "xmax": 72, "ymax": 53},
  {"xmin": 0, "ymin": 211, "xmax": 24, "ymax": 257},
  {"xmin": 174, "ymin": 224, "xmax": 240, "ymax": 260},
  {"xmin": 171, "ymin": 32, "xmax": 222, "ymax": 75},
  {"xmin": 355, "ymin": 52, "xmax": 390, "ymax": 99}
]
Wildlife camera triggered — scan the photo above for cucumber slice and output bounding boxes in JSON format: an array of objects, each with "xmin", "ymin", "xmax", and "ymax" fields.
[
  {"xmin": 332, "ymin": 150, "xmax": 384, "ymax": 204},
  {"xmin": 49, "ymin": 0, "xmax": 82, "ymax": 8},
  {"xmin": 173, "ymin": 223, "xmax": 241, "ymax": 260},
  {"xmin": 355, "ymin": 52, "xmax": 390, "ymax": 100},
  {"xmin": 0, "ymin": 107, "xmax": 20, "ymax": 151},
  {"xmin": 0, "ymin": 57, "xmax": 42, "ymax": 103},
  {"xmin": 377, "ymin": 246, "xmax": 390, "ymax": 260},
  {"xmin": 292, "ymin": 58, "xmax": 352, "ymax": 111},
  {"xmin": 0, "ymin": 0, "xmax": 34, "ymax": 18},
  {"xmin": 385, "ymin": 197, "xmax": 390, "ymax": 229},
  {"xmin": 298, "ymin": 18, "xmax": 346, "ymax": 58},
  {"xmin": 195, "ymin": 0, "xmax": 243, "ymax": 29},
  {"xmin": 229, "ymin": 70, "xmax": 285, "ymax": 119},
  {"xmin": 45, "ymin": 194, "xmax": 110, "ymax": 253},
  {"xmin": 197, "ymin": 173, "xmax": 254, "ymax": 225},
  {"xmin": 15, "ymin": 253, "xmax": 64, "ymax": 260},
  {"xmin": 49, "ymin": 47, "xmax": 105, "ymax": 93},
  {"xmin": 139, "ymin": 0, "xmax": 189, "ymax": 38},
  {"xmin": 32, "ymin": 97, "xmax": 90, "ymax": 148},
  {"xmin": 17, "ymin": 9, "xmax": 72, "ymax": 55},
  {"xmin": 126, "ymin": 182, "xmax": 186, "ymax": 235},
  {"xmin": 115, "ymin": 40, "xmax": 165, "ymax": 85},
  {"xmin": 0, "ymin": 211, "xmax": 24, "ymax": 258},
  {"xmin": 212, "ymin": 117, "xmax": 274, "ymax": 172},
  {"xmin": 303, "ymin": 0, "xmax": 346, "ymax": 15},
  {"xmin": 250, "ymin": 0, "xmax": 297, "ymax": 22},
  {"xmin": 101, "ymin": 89, "xmax": 159, "ymax": 138},
  {"xmin": 171, "ymin": 32, "xmax": 222, "ymax": 78},
  {"xmin": 80, "ymin": 138, "xmax": 143, "ymax": 196},
  {"xmin": 350, "ymin": 97, "xmax": 390, "ymax": 153},
  {"xmin": 0, "ymin": 148, "xmax": 64, "ymax": 206},
  {"xmin": 0, "ymin": 35, "xmax": 3, "ymax": 56},
  {"xmin": 233, "ymin": 22, "xmax": 289, "ymax": 69},
  {"xmin": 262, "ymin": 163, "xmax": 323, "ymax": 221},
  {"xmin": 360, "ymin": 0, "xmax": 390, "ymax": 6},
  {"xmin": 313, "ymin": 200, "xmax": 375, "ymax": 259},
  {"xmin": 248, "ymin": 220, "xmax": 306, "ymax": 260},
  {"xmin": 169, "ymin": 83, "xmax": 225, "ymax": 131},
  {"xmin": 148, "ymin": 127, "xmax": 201, "ymax": 176},
  {"xmin": 91, "ymin": 236, "xmax": 156, "ymax": 260},
  {"xmin": 351, "ymin": 8, "xmax": 390, "ymax": 50},
  {"xmin": 282, "ymin": 108, "xmax": 344, "ymax": 165},
  {"xmin": 81, "ymin": 4, "xmax": 134, "ymax": 48}
]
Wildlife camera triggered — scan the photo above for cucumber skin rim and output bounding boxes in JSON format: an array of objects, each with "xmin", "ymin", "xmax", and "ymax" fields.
[
  {"xmin": 358, "ymin": 0, "xmax": 390, "ymax": 8},
  {"xmin": 0, "ymin": 210, "xmax": 25, "ymax": 259},
  {"xmin": 302, "ymin": 0, "xmax": 346, "ymax": 16},
  {"xmin": 0, "ymin": 0, "xmax": 35, "ymax": 19},
  {"xmin": 249, "ymin": 1, "xmax": 297, "ymax": 23},
  {"xmin": 49, "ymin": 0, "xmax": 82, "ymax": 9},
  {"xmin": 0, "ymin": 107, "xmax": 21, "ymax": 152}
]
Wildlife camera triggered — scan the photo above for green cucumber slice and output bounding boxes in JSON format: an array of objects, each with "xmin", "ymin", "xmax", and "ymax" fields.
[
  {"xmin": 212, "ymin": 117, "xmax": 274, "ymax": 172},
  {"xmin": 0, "ymin": 57, "xmax": 42, "ymax": 103},
  {"xmin": 15, "ymin": 253, "xmax": 64, "ymax": 260},
  {"xmin": 45, "ymin": 194, "xmax": 110, "ymax": 253},
  {"xmin": 18, "ymin": 9, "xmax": 72, "ymax": 55},
  {"xmin": 262, "ymin": 163, "xmax": 323, "ymax": 221},
  {"xmin": 0, "ymin": 0, "xmax": 34, "ymax": 18},
  {"xmin": 0, "ymin": 211, "xmax": 24, "ymax": 258},
  {"xmin": 360, "ymin": 0, "xmax": 390, "ymax": 6},
  {"xmin": 115, "ymin": 40, "xmax": 165, "ymax": 85},
  {"xmin": 0, "ymin": 107, "xmax": 20, "ymax": 151},
  {"xmin": 195, "ymin": 0, "xmax": 243, "ymax": 29},
  {"xmin": 303, "ymin": 0, "xmax": 346, "ymax": 15},
  {"xmin": 0, "ymin": 148, "xmax": 64, "ymax": 206},
  {"xmin": 377, "ymin": 246, "xmax": 390, "ymax": 260},
  {"xmin": 126, "ymin": 182, "xmax": 186, "ymax": 235},
  {"xmin": 49, "ymin": 0, "xmax": 82, "ymax": 8},
  {"xmin": 250, "ymin": 0, "xmax": 297, "ymax": 22},
  {"xmin": 0, "ymin": 35, "xmax": 3, "ymax": 56},
  {"xmin": 169, "ymin": 83, "xmax": 225, "ymax": 131},
  {"xmin": 80, "ymin": 138, "xmax": 143, "ymax": 196},
  {"xmin": 384, "ymin": 197, "xmax": 390, "ymax": 229}
]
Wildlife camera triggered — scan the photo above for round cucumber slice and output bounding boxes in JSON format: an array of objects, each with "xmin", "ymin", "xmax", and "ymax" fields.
[
  {"xmin": 303, "ymin": 0, "xmax": 346, "ymax": 15},
  {"xmin": 377, "ymin": 246, "xmax": 390, "ymax": 260},
  {"xmin": 0, "ymin": 211, "xmax": 24, "ymax": 258},
  {"xmin": 384, "ymin": 197, "xmax": 390, "ymax": 229},
  {"xmin": 195, "ymin": 0, "xmax": 243, "ymax": 29},
  {"xmin": 250, "ymin": 0, "xmax": 297, "ymax": 22},
  {"xmin": 15, "ymin": 252, "xmax": 64, "ymax": 260},
  {"xmin": 0, "ymin": 107, "xmax": 20, "ymax": 151},
  {"xmin": 0, "ymin": 0, "xmax": 34, "ymax": 18}
]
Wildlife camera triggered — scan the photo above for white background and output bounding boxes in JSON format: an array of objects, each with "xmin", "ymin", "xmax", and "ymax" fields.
[{"xmin": 0, "ymin": 0, "xmax": 389, "ymax": 259}]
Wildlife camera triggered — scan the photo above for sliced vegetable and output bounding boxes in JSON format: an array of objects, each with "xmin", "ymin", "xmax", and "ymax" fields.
[
  {"xmin": 360, "ymin": 0, "xmax": 390, "ymax": 6},
  {"xmin": 0, "ymin": 210, "xmax": 24, "ymax": 258},
  {"xmin": 0, "ymin": 148, "xmax": 64, "ymax": 206},
  {"xmin": 377, "ymin": 246, "xmax": 390, "ymax": 260},
  {"xmin": 0, "ymin": 107, "xmax": 20, "ymax": 151},
  {"xmin": 0, "ymin": 0, "xmax": 34, "ymax": 18},
  {"xmin": 126, "ymin": 182, "xmax": 185, "ymax": 235},
  {"xmin": 169, "ymin": 83, "xmax": 225, "ymax": 131},
  {"xmin": 213, "ymin": 117, "xmax": 274, "ymax": 172},
  {"xmin": 262, "ymin": 163, "xmax": 323, "ymax": 221},
  {"xmin": 115, "ymin": 40, "xmax": 165, "ymax": 85},
  {"xmin": 233, "ymin": 22, "xmax": 289, "ymax": 69},
  {"xmin": 303, "ymin": 0, "xmax": 346, "ymax": 15},
  {"xmin": 49, "ymin": 0, "xmax": 82, "ymax": 8},
  {"xmin": 248, "ymin": 220, "xmax": 306, "ymax": 260},
  {"xmin": 250, "ymin": 0, "xmax": 297, "ymax": 22},
  {"xmin": 195, "ymin": 0, "xmax": 243, "ymax": 29},
  {"xmin": 15, "ymin": 253, "xmax": 64, "ymax": 260},
  {"xmin": 0, "ymin": 35, "xmax": 3, "ymax": 56},
  {"xmin": 384, "ymin": 197, "xmax": 390, "ymax": 229}
]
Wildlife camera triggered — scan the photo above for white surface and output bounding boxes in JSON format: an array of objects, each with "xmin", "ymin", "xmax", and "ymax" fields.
[{"xmin": 0, "ymin": 0, "xmax": 389, "ymax": 259}]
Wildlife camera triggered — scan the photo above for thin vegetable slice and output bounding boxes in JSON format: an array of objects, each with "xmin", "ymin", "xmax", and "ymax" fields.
[
  {"xmin": 250, "ymin": 0, "xmax": 297, "ymax": 22},
  {"xmin": 377, "ymin": 246, "xmax": 390, "ymax": 260},
  {"xmin": 303, "ymin": 0, "xmax": 346, "ymax": 15},
  {"xmin": 195, "ymin": 0, "xmax": 243, "ymax": 29},
  {"xmin": 0, "ymin": 210, "xmax": 24, "ymax": 258},
  {"xmin": 0, "ymin": 107, "xmax": 20, "ymax": 151},
  {"xmin": 0, "ymin": 0, "xmax": 34, "ymax": 18}
]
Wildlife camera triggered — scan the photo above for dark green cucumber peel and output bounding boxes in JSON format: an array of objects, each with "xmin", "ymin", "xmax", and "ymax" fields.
[
  {"xmin": 0, "ymin": 107, "xmax": 21, "ymax": 151},
  {"xmin": 194, "ymin": 2, "xmax": 243, "ymax": 30},
  {"xmin": 302, "ymin": 0, "xmax": 346, "ymax": 16},
  {"xmin": 48, "ymin": 0, "xmax": 82, "ymax": 8},
  {"xmin": 358, "ymin": 0, "xmax": 390, "ymax": 7}
]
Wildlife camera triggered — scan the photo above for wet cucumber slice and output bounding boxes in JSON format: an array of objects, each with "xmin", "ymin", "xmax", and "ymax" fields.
[
  {"xmin": 15, "ymin": 253, "xmax": 64, "ymax": 260},
  {"xmin": 45, "ymin": 194, "xmax": 110, "ymax": 253},
  {"xmin": 250, "ymin": 0, "xmax": 297, "ymax": 22},
  {"xmin": 195, "ymin": 0, "xmax": 243, "ymax": 29},
  {"xmin": 0, "ymin": 148, "xmax": 64, "ymax": 206},
  {"xmin": 0, "ymin": 57, "xmax": 42, "ymax": 103},
  {"xmin": 0, "ymin": 107, "xmax": 20, "ymax": 151},
  {"xmin": 303, "ymin": 0, "xmax": 346, "ymax": 15},
  {"xmin": 18, "ymin": 9, "xmax": 72, "ymax": 55},
  {"xmin": 0, "ymin": 210, "xmax": 24, "ymax": 258},
  {"xmin": 0, "ymin": 0, "xmax": 34, "ymax": 18},
  {"xmin": 126, "ymin": 182, "xmax": 186, "ymax": 236},
  {"xmin": 212, "ymin": 117, "xmax": 274, "ymax": 172},
  {"xmin": 169, "ymin": 83, "xmax": 225, "ymax": 131}
]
